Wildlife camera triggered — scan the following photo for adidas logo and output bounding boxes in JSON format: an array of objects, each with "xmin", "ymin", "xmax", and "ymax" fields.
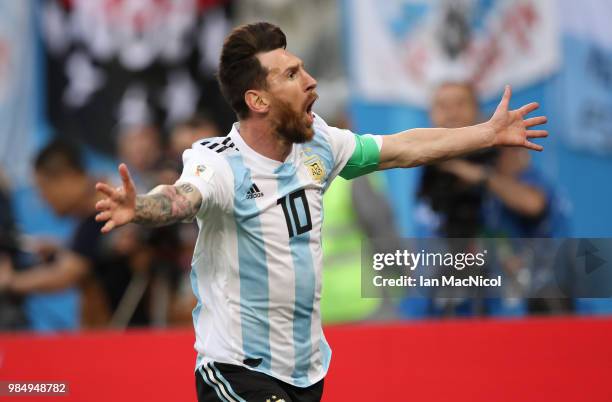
[{"xmin": 246, "ymin": 183, "xmax": 264, "ymax": 199}]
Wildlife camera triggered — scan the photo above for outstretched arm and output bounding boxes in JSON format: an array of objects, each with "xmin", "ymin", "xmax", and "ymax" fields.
[
  {"xmin": 95, "ymin": 164, "xmax": 202, "ymax": 233},
  {"xmin": 378, "ymin": 85, "xmax": 548, "ymax": 169}
]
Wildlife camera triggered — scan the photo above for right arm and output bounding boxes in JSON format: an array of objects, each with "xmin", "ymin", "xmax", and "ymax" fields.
[
  {"xmin": 95, "ymin": 164, "xmax": 202, "ymax": 233},
  {"xmin": 133, "ymin": 183, "xmax": 202, "ymax": 226},
  {"xmin": 377, "ymin": 86, "xmax": 547, "ymax": 170}
]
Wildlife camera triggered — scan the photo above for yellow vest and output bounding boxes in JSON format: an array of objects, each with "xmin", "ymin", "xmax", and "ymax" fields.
[{"xmin": 320, "ymin": 177, "xmax": 380, "ymax": 324}]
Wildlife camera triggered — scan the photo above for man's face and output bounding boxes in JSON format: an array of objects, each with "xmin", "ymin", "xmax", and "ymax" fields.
[
  {"xmin": 430, "ymin": 84, "xmax": 479, "ymax": 128},
  {"xmin": 256, "ymin": 49, "xmax": 318, "ymax": 143},
  {"xmin": 118, "ymin": 126, "xmax": 161, "ymax": 173},
  {"xmin": 35, "ymin": 171, "xmax": 81, "ymax": 216},
  {"xmin": 170, "ymin": 123, "xmax": 219, "ymax": 158}
]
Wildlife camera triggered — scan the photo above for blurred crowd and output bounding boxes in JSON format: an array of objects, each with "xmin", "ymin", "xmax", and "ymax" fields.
[
  {"xmin": 1, "ymin": 79, "xmax": 604, "ymax": 332},
  {"xmin": 0, "ymin": 0, "xmax": 610, "ymax": 333},
  {"xmin": 0, "ymin": 116, "xmax": 224, "ymax": 330}
]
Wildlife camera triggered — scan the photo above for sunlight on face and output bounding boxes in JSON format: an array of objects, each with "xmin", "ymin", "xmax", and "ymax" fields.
[
  {"xmin": 256, "ymin": 49, "xmax": 318, "ymax": 143},
  {"xmin": 35, "ymin": 171, "xmax": 79, "ymax": 216}
]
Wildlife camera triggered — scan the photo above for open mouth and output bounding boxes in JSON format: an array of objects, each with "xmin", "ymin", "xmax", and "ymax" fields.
[
  {"xmin": 306, "ymin": 102, "xmax": 313, "ymax": 115},
  {"xmin": 305, "ymin": 94, "xmax": 317, "ymax": 118}
]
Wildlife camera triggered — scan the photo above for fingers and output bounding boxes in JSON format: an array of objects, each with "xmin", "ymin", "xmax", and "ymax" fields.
[
  {"xmin": 498, "ymin": 84, "xmax": 512, "ymax": 110},
  {"xmin": 524, "ymin": 141, "xmax": 544, "ymax": 152},
  {"xmin": 95, "ymin": 211, "xmax": 112, "ymax": 222},
  {"xmin": 524, "ymin": 116, "xmax": 547, "ymax": 127},
  {"xmin": 101, "ymin": 220, "xmax": 116, "ymax": 234},
  {"xmin": 95, "ymin": 199, "xmax": 112, "ymax": 211},
  {"xmin": 519, "ymin": 102, "xmax": 540, "ymax": 116},
  {"xmin": 95, "ymin": 203, "xmax": 114, "ymax": 231},
  {"xmin": 526, "ymin": 130, "xmax": 548, "ymax": 139},
  {"xmin": 96, "ymin": 182, "xmax": 117, "ymax": 198},
  {"xmin": 118, "ymin": 163, "xmax": 135, "ymax": 194}
]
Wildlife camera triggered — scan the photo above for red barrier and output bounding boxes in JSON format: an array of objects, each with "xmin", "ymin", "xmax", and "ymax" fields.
[{"xmin": 1, "ymin": 317, "xmax": 611, "ymax": 402}]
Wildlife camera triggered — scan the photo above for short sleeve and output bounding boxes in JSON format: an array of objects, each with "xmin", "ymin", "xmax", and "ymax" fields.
[
  {"xmin": 175, "ymin": 147, "xmax": 232, "ymax": 218},
  {"xmin": 325, "ymin": 126, "xmax": 357, "ymax": 179},
  {"xmin": 313, "ymin": 114, "xmax": 383, "ymax": 181}
]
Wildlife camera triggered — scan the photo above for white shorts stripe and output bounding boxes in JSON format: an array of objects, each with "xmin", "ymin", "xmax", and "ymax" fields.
[
  {"xmin": 204, "ymin": 365, "xmax": 239, "ymax": 402},
  {"xmin": 209, "ymin": 363, "xmax": 247, "ymax": 402},
  {"xmin": 199, "ymin": 366, "xmax": 232, "ymax": 402}
]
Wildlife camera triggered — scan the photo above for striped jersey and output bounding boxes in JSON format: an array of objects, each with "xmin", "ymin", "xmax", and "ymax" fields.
[{"xmin": 177, "ymin": 113, "xmax": 374, "ymax": 387}]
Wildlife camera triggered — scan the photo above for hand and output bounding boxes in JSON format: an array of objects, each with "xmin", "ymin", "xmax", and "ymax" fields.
[
  {"xmin": 438, "ymin": 160, "xmax": 487, "ymax": 185},
  {"xmin": 488, "ymin": 85, "xmax": 548, "ymax": 151},
  {"xmin": 95, "ymin": 163, "xmax": 137, "ymax": 233}
]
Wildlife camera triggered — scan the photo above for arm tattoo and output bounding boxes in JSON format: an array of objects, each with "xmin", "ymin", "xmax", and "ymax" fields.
[{"xmin": 133, "ymin": 183, "xmax": 202, "ymax": 226}]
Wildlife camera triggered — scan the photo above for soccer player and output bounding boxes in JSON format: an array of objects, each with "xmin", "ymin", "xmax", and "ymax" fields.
[{"xmin": 94, "ymin": 22, "xmax": 548, "ymax": 402}]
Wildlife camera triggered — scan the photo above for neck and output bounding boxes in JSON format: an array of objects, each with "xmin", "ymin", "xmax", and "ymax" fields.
[{"xmin": 238, "ymin": 116, "xmax": 292, "ymax": 162}]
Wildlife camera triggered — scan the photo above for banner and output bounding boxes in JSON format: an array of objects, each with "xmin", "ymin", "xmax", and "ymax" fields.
[
  {"xmin": 42, "ymin": 0, "xmax": 232, "ymax": 155},
  {"xmin": 557, "ymin": 0, "xmax": 612, "ymax": 155},
  {"xmin": 350, "ymin": 0, "xmax": 560, "ymax": 106},
  {"xmin": 0, "ymin": 1, "xmax": 36, "ymax": 183}
]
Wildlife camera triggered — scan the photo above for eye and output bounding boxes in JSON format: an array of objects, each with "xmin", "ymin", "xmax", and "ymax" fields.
[{"xmin": 288, "ymin": 70, "xmax": 297, "ymax": 79}]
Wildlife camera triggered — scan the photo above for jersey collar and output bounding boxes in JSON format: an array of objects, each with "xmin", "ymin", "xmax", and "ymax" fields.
[{"xmin": 230, "ymin": 122, "xmax": 297, "ymax": 171}]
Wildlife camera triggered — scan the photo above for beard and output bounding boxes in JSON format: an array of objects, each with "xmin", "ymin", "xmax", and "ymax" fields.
[{"xmin": 269, "ymin": 96, "xmax": 315, "ymax": 144}]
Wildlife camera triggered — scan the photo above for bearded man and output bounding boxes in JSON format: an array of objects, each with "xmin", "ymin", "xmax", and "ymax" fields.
[{"xmin": 95, "ymin": 22, "xmax": 548, "ymax": 402}]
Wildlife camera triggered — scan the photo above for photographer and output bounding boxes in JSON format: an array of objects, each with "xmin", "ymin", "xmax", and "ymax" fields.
[{"xmin": 414, "ymin": 82, "xmax": 497, "ymax": 238}]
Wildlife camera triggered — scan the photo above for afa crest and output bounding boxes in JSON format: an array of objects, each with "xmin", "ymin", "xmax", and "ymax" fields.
[
  {"xmin": 304, "ymin": 155, "xmax": 325, "ymax": 183},
  {"xmin": 195, "ymin": 165, "xmax": 207, "ymax": 176},
  {"xmin": 194, "ymin": 164, "xmax": 214, "ymax": 182}
]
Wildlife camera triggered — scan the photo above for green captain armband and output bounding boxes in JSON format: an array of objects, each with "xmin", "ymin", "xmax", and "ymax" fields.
[{"xmin": 339, "ymin": 134, "xmax": 381, "ymax": 180}]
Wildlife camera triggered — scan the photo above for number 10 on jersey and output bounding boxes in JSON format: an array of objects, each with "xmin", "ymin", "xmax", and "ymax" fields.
[{"xmin": 277, "ymin": 189, "xmax": 313, "ymax": 238}]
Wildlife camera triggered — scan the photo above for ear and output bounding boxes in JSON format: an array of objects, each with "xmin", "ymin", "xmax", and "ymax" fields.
[{"xmin": 245, "ymin": 90, "xmax": 270, "ymax": 115}]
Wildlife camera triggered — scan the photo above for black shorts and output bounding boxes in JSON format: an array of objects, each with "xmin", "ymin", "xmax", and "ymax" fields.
[{"xmin": 195, "ymin": 362, "xmax": 324, "ymax": 402}]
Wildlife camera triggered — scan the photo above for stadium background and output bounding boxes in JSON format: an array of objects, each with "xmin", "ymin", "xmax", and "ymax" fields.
[{"xmin": 1, "ymin": 0, "xmax": 611, "ymax": 401}]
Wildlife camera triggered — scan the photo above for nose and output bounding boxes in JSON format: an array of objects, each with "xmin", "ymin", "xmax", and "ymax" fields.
[{"xmin": 304, "ymin": 70, "xmax": 317, "ymax": 92}]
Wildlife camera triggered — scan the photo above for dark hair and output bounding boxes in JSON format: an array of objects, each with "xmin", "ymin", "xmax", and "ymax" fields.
[
  {"xmin": 34, "ymin": 138, "xmax": 85, "ymax": 176},
  {"xmin": 218, "ymin": 22, "xmax": 287, "ymax": 119}
]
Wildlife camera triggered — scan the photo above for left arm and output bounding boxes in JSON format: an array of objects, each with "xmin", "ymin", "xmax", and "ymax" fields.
[{"xmin": 377, "ymin": 86, "xmax": 548, "ymax": 170}]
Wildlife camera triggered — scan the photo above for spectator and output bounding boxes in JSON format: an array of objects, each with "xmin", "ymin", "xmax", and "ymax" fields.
[
  {"xmin": 0, "ymin": 140, "xmax": 141, "ymax": 327},
  {"xmin": 414, "ymin": 82, "xmax": 497, "ymax": 238},
  {"xmin": 440, "ymin": 147, "xmax": 571, "ymax": 315},
  {"xmin": 433, "ymin": 84, "xmax": 569, "ymax": 315},
  {"xmin": 117, "ymin": 124, "xmax": 163, "ymax": 191},
  {"xmin": 405, "ymin": 82, "xmax": 496, "ymax": 318}
]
